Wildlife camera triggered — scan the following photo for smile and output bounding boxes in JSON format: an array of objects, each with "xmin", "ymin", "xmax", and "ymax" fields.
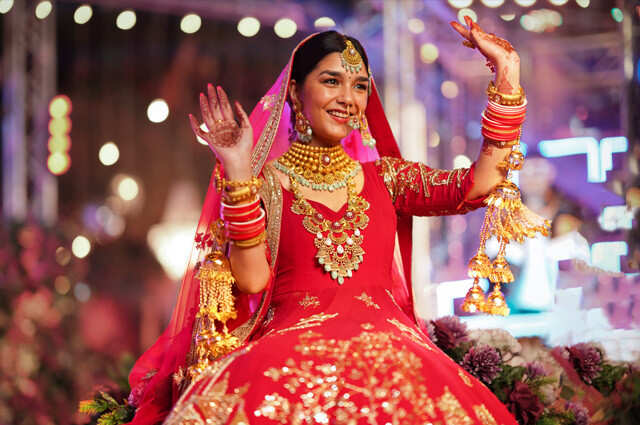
[{"xmin": 327, "ymin": 110, "xmax": 350, "ymax": 123}]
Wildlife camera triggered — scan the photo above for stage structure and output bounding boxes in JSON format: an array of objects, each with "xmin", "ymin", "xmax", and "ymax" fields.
[{"xmin": 2, "ymin": 0, "xmax": 57, "ymax": 225}]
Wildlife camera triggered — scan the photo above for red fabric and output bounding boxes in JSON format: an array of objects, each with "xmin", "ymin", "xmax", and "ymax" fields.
[{"xmin": 165, "ymin": 162, "xmax": 515, "ymax": 424}]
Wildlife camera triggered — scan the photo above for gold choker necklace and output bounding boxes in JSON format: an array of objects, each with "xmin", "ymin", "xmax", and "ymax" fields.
[{"xmin": 274, "ymin": 143, "xmax": 360, "ymax": 192}]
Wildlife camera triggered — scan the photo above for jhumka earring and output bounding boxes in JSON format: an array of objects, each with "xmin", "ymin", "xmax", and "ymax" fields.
[
  {"xmin": 294, "ymin": 108, "xmax": 312, "ymax": 144},
  {"xmin": 358, "ymin": 112, "xmax": 376, "ymax": 148}
]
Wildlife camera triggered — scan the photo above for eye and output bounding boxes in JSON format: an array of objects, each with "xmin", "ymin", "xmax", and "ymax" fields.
[
  {"xmin": 356, "ymin": 83, "xmax": 368, "ymax": 91},
  {"xmin": 323, "ymin": 78, "xmax": 339, "ymax": 85}
]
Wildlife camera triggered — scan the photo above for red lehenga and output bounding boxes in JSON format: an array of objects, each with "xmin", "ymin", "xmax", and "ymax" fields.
[{"xmin": 163, "ymin": 160, "xmax": 516, "ymax": 425}]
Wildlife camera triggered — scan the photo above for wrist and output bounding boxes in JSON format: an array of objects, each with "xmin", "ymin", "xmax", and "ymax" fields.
[{"xmin": 224, "ymin": 164, "xmax": 252, "ymax": 181}]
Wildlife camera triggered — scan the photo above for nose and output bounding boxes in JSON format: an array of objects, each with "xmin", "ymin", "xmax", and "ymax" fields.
[{"xmin": 337, "ymin": 84, "xmax": 357, "ymax": 114}]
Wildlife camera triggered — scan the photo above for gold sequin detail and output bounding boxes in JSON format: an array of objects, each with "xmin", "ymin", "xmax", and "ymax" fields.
[
  {"xmin": 299, "ymin": 293, "xmax": 320, "ymax": 309},
  {"xmin": 436, "ymin": 387, "xmax": 474, "ymax": 425},
  {"xmin": 385, "ymin": 289, "xmax": 404, "ymax": 313},
  {"xmin": 262, "ymin": 306, "xmax": 275, "ymax": 328},
  {"xmin": 354, "ymin": 291, "xmax": 380, "ymax": 309},
  {"xmin": 257, "ymin": 329, "xmax": 437, "ymax": 424},
  {"xmin": 473, "ymin": 404, "xmax": 498, "ymax": 425},
  {"xmin": 272, "ymin": 312, "xmax": 339, "ymax": 335},
  {"xmin": 361, "ymin": 322, "xmax": 375, "ymax": 330},
  {"xmin": 458, "ymin": 369, "xmax": 473, "ymax": 387},
  {"xmin": 387, "ymin": 318, "xmax": 433, "ymax": 351}
]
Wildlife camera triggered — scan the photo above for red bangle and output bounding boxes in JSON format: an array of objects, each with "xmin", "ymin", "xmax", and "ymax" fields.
[
  {"xmin": 222, "ymin": 207, "xmax": 262, "ymax": 223},
  {"xmin": 220, "ymin": 197, "xmax": 260, "ymax": 213},
  {"xmin": 228, "ymin": 225, "xmax": 266, "ymax": 241}
]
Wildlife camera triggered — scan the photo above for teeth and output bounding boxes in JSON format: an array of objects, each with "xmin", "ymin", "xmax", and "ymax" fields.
[{"xmin": 328, "ymin": 111, "xmax": 348, "ymax": 118}]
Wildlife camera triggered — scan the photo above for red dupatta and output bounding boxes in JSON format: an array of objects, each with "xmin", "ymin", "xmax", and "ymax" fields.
[{"xmin": 127, "ymin": 32, "xmax": 416, "ymax": 425}]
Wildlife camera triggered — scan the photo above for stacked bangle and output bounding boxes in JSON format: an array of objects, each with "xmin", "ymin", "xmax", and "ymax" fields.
[
  {"xmin": 486, "ymin": 81, "xmax": 525, "ymax": 106},
  {"xmin": 214, "ymin": 166, "xmax": 263, "ymax": 205},
  {"xmin": 481, "ymin": 96, "xmax": 527, "ymax": 147},
  {"xmin": 220, "ymin": 197, "xmax": 266, "ymax": 248}
]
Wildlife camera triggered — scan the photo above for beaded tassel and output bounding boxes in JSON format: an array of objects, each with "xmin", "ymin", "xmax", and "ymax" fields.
[
  {"xmin": 461, "ymin": 277, "xmax": 486, "ymax": 314},
  {"xmin": 187, "ymin": 220, "xmax": 240, "ymax": 380}
]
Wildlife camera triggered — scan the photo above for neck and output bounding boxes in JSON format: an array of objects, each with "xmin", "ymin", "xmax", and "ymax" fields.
[{"xmin": 307, "ymin": 136, "xmax": 343, "ymax": 149}]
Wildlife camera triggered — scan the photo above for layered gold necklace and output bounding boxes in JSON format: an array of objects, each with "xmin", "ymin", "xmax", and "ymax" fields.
[
  {"xmin": 276, "ymin": 143, "xmax": 370, "ymax": 284},
  {"xmin": 274, "ymin": 142, "xmax": 360, "ymax": 192}
]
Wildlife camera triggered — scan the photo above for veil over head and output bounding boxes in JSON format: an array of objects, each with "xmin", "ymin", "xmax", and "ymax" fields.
[{"xmin": 127, "ymin": 32, "xmax": 417, "ymax": 424}]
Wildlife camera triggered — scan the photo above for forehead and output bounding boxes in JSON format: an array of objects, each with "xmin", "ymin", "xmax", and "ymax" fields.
[{"xmin": 311, "ymin": 52, "xmax": 369, "ymax": 80}]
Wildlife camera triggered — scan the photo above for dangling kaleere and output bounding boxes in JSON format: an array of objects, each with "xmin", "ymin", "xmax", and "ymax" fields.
[{"xmin": 462, "ymin": 82, "xmax": 551, "ymax": 316}]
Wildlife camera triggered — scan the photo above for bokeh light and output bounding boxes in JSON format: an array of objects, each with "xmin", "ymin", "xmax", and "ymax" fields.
[
  {"xmin": 0, "ymin": 0, "xmax": 13, "ymax": 14},
  {"xmin": 408, "ymin": 18, "xmax": 425, "ymax": 34},
  {"xmin": 441, "ymin": 81, "xmax": 460, "ymax": 99},
  {"xmin": 71, "ymin": 236, "xmax": 91, "ymax": 259},
  {"xmin": 548, "ymin": 0, "xmax": 568, "ymax": 5},
  {"xmin": 196, "ymin": 123, "xmax": 209, "ymax": 146},
  {"xmin": 49, "ymin": 95, "xmax": 72, "ymax": 117},
  {"xmin": 47, "ymin": 152, "xmax": 71, "ymax": 175},
  {"xmin": 480, "ymin": 0, "xmax": 505, "ymax": 7},
  {"xmin": 48, "ymin": 135, "xmax": 71, "ymax": 153},
  {"xmin": 74, "ymin": 282, "xmax": 91, "ymax": 302},
  {"xmin": 180, "ymin": 13, "xmax": 201, "ymax": 34},
  {"xmin": 54, "ymin": 276, "xmax": 71, "ymax": 295},
  {"xmin": 611, "ymin": 8, "xmax": 623, "ymax": 23},
  {"xmin": 116, "ymin": 10, "xmax": 136, "ymax": 30},
  {"xmin": 237, "ymin": 17, "xmax": 260, "ymax": 37},
  {"xmin": 55, "ymin": 246, "xmax": 72, "ymax": 266},
  {"xmin": 314, "ymin": 17, "xmax": 336, "ymax": 29},
  {"xmin": 514, "ymin": 0, "xmax": 536, "ymax": 6},
  {"xmin": 73, "ymin": 4, "xmax": 92, "ymax": 24},
  {"xmin": 147, "ymin": 99, "xmax": 169, "ymax": 123},
  {"xmin": 448, "ymin": 0, "xmax": 473, "ymax": 8},
  {"xmin": 500, "ymin": 14, "xmax": 517, "ymax": 21},
  {"xmin": 420, "ymin": 43, "xmax": 439, "ymax": 63},
  {"xmin": 457, "ymin": 8, "xmax": 478, "ymax": 24},
  {"xmin": 428, "ymin": 131, "xmax": 441, "ymax": 148},
  {"xmin": 453, "ymin": 154, "xmax": 472, "ymax": 169},
  {"xmin": 576, "ymin": 0, "xmax": 590, "ymax": 7},
  {"xmin": 35, "ymin": 1, "xmax": 52, "ymax": 19},
  {"xmin": 117, "ymin": 177, "xmax": 140, "ymax": 201},
  {"xmin": 274, "ymin": 18, "xmax": 297, "ymax": 38},
  {"xmin": 99, "ymin": 142, "xmax": 120, "ymax": 166},
  {"xmin": 48, "ymin": 117, "xmax": 71, "ymax": 135}
]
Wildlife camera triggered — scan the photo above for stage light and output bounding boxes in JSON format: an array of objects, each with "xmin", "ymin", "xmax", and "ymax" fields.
[
  {"xmin": 520, "ymin": 14, "xmax": 541, "ymax": 32},
  {"xmin": 408, "ymin": 18, "xmax": 425, "ymax": 34},
  {"xmin": 74, "ymin": 282, "xmax": 91, "ymax": 302},
  {"xmin": 72, "ymin": 235, "xmax": 91, "ymax": 259},
  {"xmin": 74, "ymin": 4, "xmax": 92, "ymax": 24},
  {"xmin": 598, "ymin": 206, "xmax": 633, "ymax": 232},
  {"xmin": 54, "ymin": 276, "xmax": 71, "ymax": 295},
  {"xmin": 99, "ymin": 142, "xmax": 120, "ymax": 166},
  {"xmin": 180, "ymin": 13, "xmax": 201, "ymax": 34},
  {"xmin": 55, "ymin": 246, "xmax": 72, "ymax": 266},
  {"xmin": 196, "ymin": 123, "xmax": 209, "ymax": 146},
  {"xmin": 48, "ymin": 135, "xmax": 71, "ymax": 153},
  {"xmin": 49, "ymin": 95, "xmax": 71, "ymax": 117},
  {"xmin": 237, "ymin": 17, "xmax": 260, "ymax": 37},
  {"xmin": 117, "ymin": 177, "xmax": 139, "ymax": 201},
  {"xmin": 35, "ymin": 1, "xmax": 52, "ymax": 19},
  {"xmin": 49, "ymin": 117, "xmax": 71, "ymax": 135},
  {"xmin": 274, "ymin": 18, "xmax": 297, "ymax": 38},
  {"xmin": 575, "ymin": 0, "xmax": 589, "ymax": 7},
  {"xmin": 419, "ymin": 43, "xmax": 439, "ymax": 63},
  {"xmin": 314, "ymin": 17, "xmax": 336, "ymax": 29},
  {"xmin": 47, "ymin": 152, "xmax": 70, "ymax": 175},
  {"xmin": 453, "ymin": 154, "xmax": 472, "ymax": 169},
  {"xmin": 548, "ymin": 0, "xmax": 568, "ymax": 5},
  {"xmin": 116, "ymin": 10, "xmax": 136, "ymax": 30},
  {"xmin": 481, "ymin": 0, "xmax": 505, "ymax": 7},
  {"xmin": 441, "ymin": 81, "xmax": 459, "ymax": 99},
  {"xmin": 611, "ymin": 8, "xmax": 623, "ymax": 23},
  {"xmin": 515, "ymin": 0, "xmax": 536, "ymax": 6},
  {"xmin": 457, "ymin": 8, "xmax": 478, "ymax": 24},
  {"xmin": 429, "ymin": 131, "xmax": 440, "ymax": 147},
  {"xmin": 147, "ymin": 98, "xmax": 169, "ymax": 123},
  {"xmin": 500, "ymin": 14, "xmax": 516, "ymax": 21},
  {"xmin": 448, "ymin": 0, "xmax": 473, "ymax": 8},
  {"xmin": 0, "ymin": 0, "xmax": 13, "ymax": 14}
]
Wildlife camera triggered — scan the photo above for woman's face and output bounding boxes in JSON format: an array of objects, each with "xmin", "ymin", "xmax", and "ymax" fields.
[{"xmin": 290, "ymin": 52, "xmax": 369, "ymax": 146}]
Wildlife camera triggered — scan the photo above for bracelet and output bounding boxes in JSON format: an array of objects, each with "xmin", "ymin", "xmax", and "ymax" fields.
[
  {"xmin": 221, "ymin": 197, "xmax": 260, "ymax": 211},
  {"xmin": 487, "ymin": 81, "xmax": 525, "ymax": 106},
  {"xmin": 232, "ymin": 231, "xmax": 266, "ymax": 248},
  {"xmin": 223, "ymin": 187, "xmax": 257, "ymax": 204}
]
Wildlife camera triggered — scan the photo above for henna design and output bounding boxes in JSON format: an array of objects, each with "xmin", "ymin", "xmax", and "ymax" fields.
[
  {"xmin": 211, "ymin": 121, "xmax": 242, "ymax": 147},
  {"xmin": 481, "ymin": 140, "xmax": 495, "ymax": 155}
]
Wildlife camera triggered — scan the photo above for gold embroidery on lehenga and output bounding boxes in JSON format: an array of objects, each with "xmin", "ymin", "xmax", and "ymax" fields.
[
  {"xmin": 473, "ymin": 404, "xmax": 498, "ymax": 425},
  {"xmin": 354, "ymin": 291, "xmax": 380, "ymax": 309},
  {"xmin": 385, "ymin": 288, "xmax": 404, "ymax": 312},
  {"xmin": 262, "ymin": 306, "xmax": 275, "ymax": 328},
  {"xmin": 299, "ymin": 293, "xmax": 320, "ymax": 309},
  {"xmin": 361, "ymin": 322, "xmax": 375, "ymax": 330},
  {"xmin": 387, "ymin": 318, "xmax": 433, "ymax": 351},
  {"xmin": 458, "ymin": 369, "xmax": 473, "ymax": 387},
  {"xmin": 436, "ymin": 387, "xmax": 474, "ymax": 425},
  {"xmin": 273, "ymin": 312, "xmax": 339, "ymax": 335},
  {"xmin": 257, "ymin": 330, "xmax": 437, "ymax": 424}
]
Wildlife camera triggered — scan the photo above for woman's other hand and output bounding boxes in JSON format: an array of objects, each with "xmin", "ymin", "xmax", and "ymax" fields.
[
  {"xmin": 450, "ymin": 16, "xmax": 520, "ymax": 95},
  {"xmin": 189, "ymin": 84, "xmax": 253, "ymax": 180}
]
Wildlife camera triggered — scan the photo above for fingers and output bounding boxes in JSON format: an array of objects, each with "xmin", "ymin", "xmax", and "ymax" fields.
[
  {"xmin": 199, "ymin": 92, "xmax": 217, "ymax": 131},
  {"xmin": 450, "ymin": 21, "xmax": 472, "ymax": 41},
  {"xmin": 217, "ymin": 86, "xmax": 234, "ymax": 121},
  {"xmin": 207, "ymin": 84, "xmax": 224, "ymax": 122},
  {"xmin": 189, "ymin": 114, "xmax": 208, "ymax": 141},
  {"xmin": 234, "ymin": 101, "xmax": 250, "ymax": 128}
]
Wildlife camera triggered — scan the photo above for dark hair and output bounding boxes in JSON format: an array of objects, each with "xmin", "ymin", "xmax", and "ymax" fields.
[{"xmin": 290, "ymin": 31, "xmax": 369, "ymax": 86}]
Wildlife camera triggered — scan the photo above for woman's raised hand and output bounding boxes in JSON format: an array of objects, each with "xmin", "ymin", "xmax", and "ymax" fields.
[
  {"xmin": 189, "ymin": 84, "xmax": 253, "ymax": 179},
  {"xmin": 450, "ymin": 16, "xmax": 520, "ymax": 94}
]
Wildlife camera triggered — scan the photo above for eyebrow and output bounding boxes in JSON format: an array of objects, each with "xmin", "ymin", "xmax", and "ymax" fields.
[{"xmin": 318, "ymin": 70, "xmax": 369, "ymax": 83}]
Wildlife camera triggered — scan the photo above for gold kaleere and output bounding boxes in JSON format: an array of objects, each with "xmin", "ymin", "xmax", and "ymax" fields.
[
  {"xmin": 484, "ymin": 283, "xmax": 510, "ymax": 316},
  {"xmin": 187, "ymin": 220, "xmax": 240, "ymax": 381},
  {"xmin": 461, "ymin": 278, "xmax": 486, "ymax": 314}
]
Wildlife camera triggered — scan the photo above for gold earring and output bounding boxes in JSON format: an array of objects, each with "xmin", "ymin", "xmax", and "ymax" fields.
[
  {"xmin": 359, "ymin": 113, "xmax": 376, "ymax": 148},
  {"xmin": 294, "ymin": 107, "xmax": 312, "ymax": 144}
]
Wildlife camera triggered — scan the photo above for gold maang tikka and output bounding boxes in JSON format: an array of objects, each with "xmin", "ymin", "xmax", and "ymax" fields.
[{"xmin": 341, "ymin": 39, "xmax": 363, "ymax": 74}]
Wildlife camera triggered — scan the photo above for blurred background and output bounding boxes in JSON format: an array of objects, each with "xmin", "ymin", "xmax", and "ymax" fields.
[{"xmin": 1, "ymin": 0, "xmax": 639, "ymax": 423}]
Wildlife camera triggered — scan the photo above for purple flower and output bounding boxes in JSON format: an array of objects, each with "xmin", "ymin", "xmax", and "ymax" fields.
[
  {"xmin": 565, "ymin": 401, "xmax": 589, "ymax": 425},
  {"xmin": 566, "ymin": 343, "xmax": 602, "ymax": 384},
  {"xmin": 429, "ymin": 316, "xmax": 469, "ymax": 352},
  {"xmin": 462, "ymin": 344, "xmax": 502, "ymax": 384},
  {"xmin": 507, "ymin": 381, "xmax": 545, "ymax": 425},
  {"xmin": 127, "ymin": 382, "xmax": 145, "ymax": 408},
  {"xmin": 526, "ymin": 362, "xmax": 546, "ymax": 380}
]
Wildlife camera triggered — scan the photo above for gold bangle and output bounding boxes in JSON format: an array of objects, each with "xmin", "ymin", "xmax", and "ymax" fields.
[
  {"xmin": 232, "ymin": 231, "xmax": 266, "ymax": 248},
  {"xmin": 487, "ymin": 81, "xmax": 525, "ymax": 106},
  {"xmin": 484, "ymin": 138, "xmax": 520, "ymax": 148}
]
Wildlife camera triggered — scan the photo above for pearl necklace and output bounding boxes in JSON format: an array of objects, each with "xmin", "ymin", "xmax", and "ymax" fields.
[{"xmin": 275, "ymin": 142, "xmax": 360, "ymax": 192}]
